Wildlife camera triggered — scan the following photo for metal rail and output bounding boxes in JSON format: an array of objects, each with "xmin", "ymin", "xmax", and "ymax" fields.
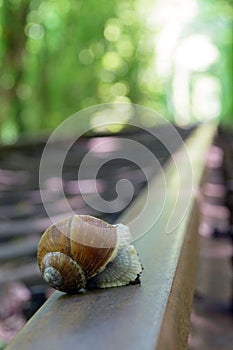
[{"xmin": 5, "ymin": 123, "xmax": 217, "ymax": 350}]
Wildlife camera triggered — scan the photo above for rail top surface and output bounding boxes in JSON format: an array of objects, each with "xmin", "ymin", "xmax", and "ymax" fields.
[{"xmin": 5, "ymin": 123, "xmax": 217, "ymax": 350}]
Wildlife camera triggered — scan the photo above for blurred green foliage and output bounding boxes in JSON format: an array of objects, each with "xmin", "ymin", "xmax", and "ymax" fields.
[{"xmin": 0, "ymin": 0, "xmax": 232, "ymax": 143}]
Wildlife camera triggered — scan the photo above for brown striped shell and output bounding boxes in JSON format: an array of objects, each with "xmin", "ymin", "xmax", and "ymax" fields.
[{"xmin": 37, "ymin": 215, "xmax": 142, "ymax": 293}]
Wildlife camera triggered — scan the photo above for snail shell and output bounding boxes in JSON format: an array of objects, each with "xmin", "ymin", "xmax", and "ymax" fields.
[{"xmin": 37, "ymin": 215, "xmax": 142, "ymax": 293}]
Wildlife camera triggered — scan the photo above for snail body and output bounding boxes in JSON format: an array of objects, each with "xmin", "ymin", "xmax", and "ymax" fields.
[{"xmin": 37, "ymin": 215, "xmax": 142, "ymax": 293}]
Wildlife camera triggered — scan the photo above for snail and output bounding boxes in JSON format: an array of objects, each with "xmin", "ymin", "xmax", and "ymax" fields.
[{"xmin": 37, "ymin": 215, "xmax": 142, "ymax": 293}]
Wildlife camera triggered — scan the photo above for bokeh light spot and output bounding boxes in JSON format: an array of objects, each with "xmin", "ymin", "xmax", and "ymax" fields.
[
  {"xmin": 25, "ymin": 23, "xmax": 44, "ymax": 40},
  {"xmin": 110, "ymin": 81, "xmax": 129, "ymax": 97},
  {"xmin": 16, "ymin": 84, "xmax": 32, "ymax": 100},
  {"xmin": 102, "ymin": 52, "xmax": 123, "ymax": 70},
  {"xmin": 175, "ymin": 35, "xmax": 219, "ymax": 71},
  {"xmin": 104, "ymin": 19, "xmax": 121, "ymax": 42},
  {"xmin": 79, "ymin": 49, "xmax": 94, "ymax": 65}
]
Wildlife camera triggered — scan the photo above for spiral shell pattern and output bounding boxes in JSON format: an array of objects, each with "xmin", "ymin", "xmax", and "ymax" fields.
[{"xmin": 37, "ymin": 215, "xmax": 118, "ymax": 292}]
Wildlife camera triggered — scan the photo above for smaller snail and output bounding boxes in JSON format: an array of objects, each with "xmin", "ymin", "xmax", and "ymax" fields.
[{"xmin": 37, "ymin": 215, "xmax": 142, "ymax": 293}]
